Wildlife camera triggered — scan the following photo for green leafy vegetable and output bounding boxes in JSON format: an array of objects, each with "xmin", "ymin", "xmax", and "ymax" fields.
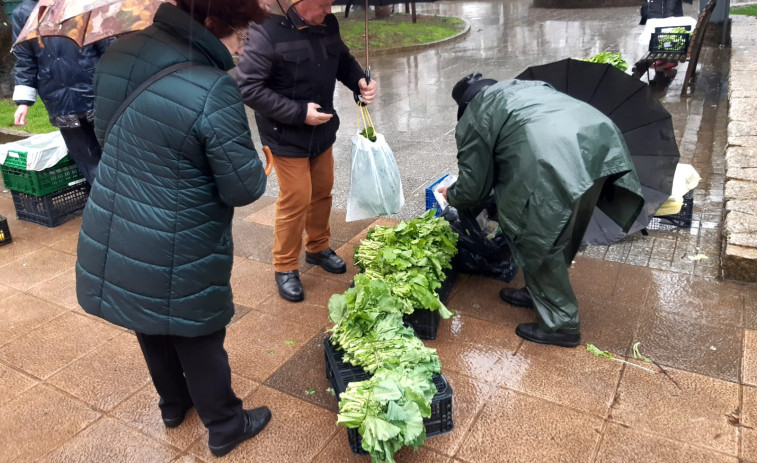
[
  {"xmin": 305, "ymin": 387, "xmax": 316, "ymax": 396},
  {"xmin": 584, "ymin": 52, "xmax": 629, "ymax": 72},
  {"xmin": 360, "ymin": 126, "xmax": 377, "ymax": 142},
  {"xmin": 329, "ymin": 211, "xmax": 459, "ymax": 462}
]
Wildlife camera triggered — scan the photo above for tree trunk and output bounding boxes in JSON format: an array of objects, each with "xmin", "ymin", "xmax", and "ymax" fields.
[
  {"xmin": 374, "ymin": 5, "xmax": 392, "ymax": 19},
  {"xmin": 0, "ymin": 1, "xmax": 17, "ymax": 99}
]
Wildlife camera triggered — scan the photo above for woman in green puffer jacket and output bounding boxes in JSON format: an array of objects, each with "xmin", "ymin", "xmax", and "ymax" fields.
[{"xmin": 76, "ymin": 0, "xmax": 271, "ymax": 457}]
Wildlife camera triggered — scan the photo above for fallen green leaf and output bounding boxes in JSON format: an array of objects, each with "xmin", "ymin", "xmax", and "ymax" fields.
[
  {"xmin": 265, "ymin": 349, "xmax": 275, "ymax": 354},
  {"xmin": 687, "ymin": 254, "xmax": 708, "ymax": 261},
  {"xmin": 632, "ymin": 342, "xmax": 651, "ymax": 362},
  {"xmin": 305, "ymin": 387, "xmax": 316, "ymax": 396},
  {"xmin": 284, "ymin": 340, "xmax": 297, "ymax": 345},
  {"xmin": 326, "ymin": 387, "xmax": 335, "ymax": 396},
  {"xmin": 586, "ymin": 343, "xmax": 613, "ymax": 358}
]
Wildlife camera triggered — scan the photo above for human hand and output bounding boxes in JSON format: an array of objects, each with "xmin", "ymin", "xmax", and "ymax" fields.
[
  {"xmin": 305, "ymin": 102, "xmax": 334, "ymax": 126},
  {"xmin": 14, "ymin": 105, "xmax": 29, "ymax": 126},
  {"xmin": 358, "ymin": 78, "xmax": 377, "ymax": 105},
  {"xmin": 437, "ymin": 186, "xmax": 448, "ymax": 199}
]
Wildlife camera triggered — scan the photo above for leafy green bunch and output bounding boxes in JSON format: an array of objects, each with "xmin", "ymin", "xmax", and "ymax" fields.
[
  {"xmin": 584, "ymin": 52, "xmax": 629, "ymax": 72},
  {"xmin": 353, "ymin": 210, "xmax": 458, "ymax": 316},
  {"xmin": 329, "ymin": 275, "xmax": 442, "ymax": 375},
  {"xmin": 337, "ymin": 367, "xmax": 438, "ymax": 463}
]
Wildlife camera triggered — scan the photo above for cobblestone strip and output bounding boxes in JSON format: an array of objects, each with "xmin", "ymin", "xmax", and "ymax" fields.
[{"xmin": 723, "ymin": 15, "xmax": 757, "ymax": 282}]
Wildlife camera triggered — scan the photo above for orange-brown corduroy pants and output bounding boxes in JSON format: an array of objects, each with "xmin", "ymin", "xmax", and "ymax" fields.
[{"xmin": 271, "ymin": 147, "xmax": 334, "ymax": 272}]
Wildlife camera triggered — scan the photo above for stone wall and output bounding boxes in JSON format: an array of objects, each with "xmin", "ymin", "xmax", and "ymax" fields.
[{"xmin": 723, "ymin": 15, "xmax": 757, "ymax": 282}]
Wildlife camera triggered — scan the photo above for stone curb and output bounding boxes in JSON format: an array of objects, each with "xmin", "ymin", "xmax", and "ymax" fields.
[
  {"xmin": 349, "ymin": 17, "xmax": 471, "ymax": 59},
  {"xmin": 723, "ymin": 15, "xmax": 757, "ymax": 282}
]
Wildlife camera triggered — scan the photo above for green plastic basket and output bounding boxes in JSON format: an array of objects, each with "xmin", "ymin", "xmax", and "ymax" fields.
[{"xmin": 1, "ymin": 151, "xmax": 83, "ymax": 196}]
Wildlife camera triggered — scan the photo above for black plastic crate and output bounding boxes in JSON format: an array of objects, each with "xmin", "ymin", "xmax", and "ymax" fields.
[
  {"xmin": 647, "ymin": 190, "xmax": 694, "ymax": 230},
  {"xmin": 323, "ymin": 337, "xmax": 454, "ymax": 455},
  {"xmin": 403, "ymin": 269, "xmax": 457, "ymax": 340},
  {"xmin": 649, "ymin": 30, "xmax": 691, "ymax": 54},
  {"xmin": 12, "ymin": 182, "xmax": 89, "ymax": 228},
  {"xmin": 0, "ymin": 215, "xmax": 11, "ymax": 247}
]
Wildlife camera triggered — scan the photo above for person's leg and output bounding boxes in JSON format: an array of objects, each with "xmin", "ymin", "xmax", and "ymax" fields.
[
  {"xmin": 523, "ymin": 248, "xmax": 580, "ymax": 334},
  {"xmin": 271, "ymin": 154, "xmax": 312, "ymax": 272},
  {"xmin": 135, "ymin": 332, "xmax": 194, "ymax": 425},
  {"xmin": 304, "ymin": 146, "xmax": 334, "ymax": 254},
  {"xmin": 516, "ymin": 177, "xmax": 608, "ymax": 345},
  {"xmin": 171, "ymin": 329, "xmax": 246, "ymax": 443},
  {"xmin": 58, "ymin": 119, "xmax": 101, "ymax": 185}
]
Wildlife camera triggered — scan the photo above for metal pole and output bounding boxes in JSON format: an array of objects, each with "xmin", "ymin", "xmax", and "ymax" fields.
[{"xmin": 364, "ymin": 0, "xmax": 369, "ymax": 70}]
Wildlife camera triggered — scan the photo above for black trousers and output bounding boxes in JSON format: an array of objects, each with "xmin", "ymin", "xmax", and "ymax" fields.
[
  {"xmin": 59, "ymin": 118, "xmax": 101, "ymax": 185},
  {"xmin": 135, "ymin": 329, "xmax": 245, "ymax": 445}
]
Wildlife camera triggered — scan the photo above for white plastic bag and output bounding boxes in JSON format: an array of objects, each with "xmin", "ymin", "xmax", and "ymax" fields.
[
  {"xmin": 655, "ymin": 163, "xmax": 701, "ymax": 216},
  {"xmin": 0, "ymin": 131, "xmax": 68, "ymax": 171},
  {"xmin": 345, "ymin": 131, "xmax": 404, "ymax": 222}
]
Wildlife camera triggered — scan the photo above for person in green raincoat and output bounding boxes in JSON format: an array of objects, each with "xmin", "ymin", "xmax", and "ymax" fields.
[{"xmin": 439, "ymin": 74, "xmax": 644, "ymax": 347}]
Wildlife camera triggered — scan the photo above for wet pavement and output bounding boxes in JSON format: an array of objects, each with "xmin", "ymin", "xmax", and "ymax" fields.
[{"xmin": 1, "ymin": 0, "xmax": 757, "ymax": 462}]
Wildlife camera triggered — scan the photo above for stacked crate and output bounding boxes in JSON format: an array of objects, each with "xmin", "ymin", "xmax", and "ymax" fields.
[{"xmin": 1, "ymin": 144, "xmax": 88, "ymax": 228}]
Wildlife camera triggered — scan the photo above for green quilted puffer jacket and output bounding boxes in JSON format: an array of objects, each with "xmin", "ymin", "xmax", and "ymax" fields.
[{"xmin": 76, "ymin": 4, "xmax": 267, "ymax": 337}]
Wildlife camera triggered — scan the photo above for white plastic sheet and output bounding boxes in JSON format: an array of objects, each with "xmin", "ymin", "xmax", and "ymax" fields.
[
  {"xmin": 0, "ymin": 131, "xmax": 68, "ymax": 171},
  {"xmin": 345, "ymin": 132, "xmax": 404, "ymax": 222}
]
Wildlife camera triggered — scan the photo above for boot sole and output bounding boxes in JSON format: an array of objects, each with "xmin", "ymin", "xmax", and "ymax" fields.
[
  {"xmin": 209, "ymin": 413, "xmax": 272, "ymax": 457},
  {"xmin": 515, "ymin": 326, "xmax": 580, "ymax": 348},
  {"xmin": 278, "ymin": 288, "xmax": 304, "ymax": 302}
]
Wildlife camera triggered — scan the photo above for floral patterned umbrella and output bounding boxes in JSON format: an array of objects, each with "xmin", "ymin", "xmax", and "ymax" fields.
[{"xmin": 13, "ymin": 0, "xmax": 173, "ymax": 49}]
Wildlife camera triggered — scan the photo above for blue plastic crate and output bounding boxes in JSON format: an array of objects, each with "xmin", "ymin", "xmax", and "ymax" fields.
[{"xmin": 425, "ymin": 174, "xmax": 452, "ymax": 217}]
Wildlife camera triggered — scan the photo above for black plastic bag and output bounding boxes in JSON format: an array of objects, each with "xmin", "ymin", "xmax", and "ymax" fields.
[{"xmin": 441, "ymin": 201, "xmax": 518, "ymax": 282}]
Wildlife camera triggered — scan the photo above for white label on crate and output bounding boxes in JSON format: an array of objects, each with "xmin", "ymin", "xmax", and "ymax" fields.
[
  {"xmin": 68, "ymin": 178, "xmax": 87, "ymax": 186},
  {"xmin": 8, "ymin": 151, "xmax": 20, "ymax": 158}
]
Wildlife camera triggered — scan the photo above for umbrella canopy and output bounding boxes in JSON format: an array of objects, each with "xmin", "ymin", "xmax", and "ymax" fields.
[
  {"xmin": 13, "ymin": 0, "xmax": 169, "ymax": 49},
  {"xmin": 515, "ymin": 58, "xmax": 680, "ymax": 245}
]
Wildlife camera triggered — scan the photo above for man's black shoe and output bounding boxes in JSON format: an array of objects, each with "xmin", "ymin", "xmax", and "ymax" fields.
[
  {"xmin": 499, "ymin": 287, "xmax": 534, "ymax": 308},
  {"xmin": 162, "ymin": 409, "xmax": 189, "ymax": 428},
  {"xmin": 305, "ymin": 248, "xmax": 346, "ymax": 274},
  {"xmin": 515, "ymin": 323, "xmax": 580, "ymax": 348},
  {"xmin": 275, "ymin": 270, "xmax": 304, "ymax": 302},
  {"xmin": 160, "ymin": 399, "xmax": 193, "ymax": 428},
  {"xmin": 209, "ymin": 406, "xmax": 272, "ymax": 457}
]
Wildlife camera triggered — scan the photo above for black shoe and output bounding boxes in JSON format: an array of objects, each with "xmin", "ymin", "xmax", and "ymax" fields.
[
  {"xmin": 209, "ymin": 406, "xmax": 272, "ymax": 458},
  {"xmin": 160, "ymin": 399, "xmax": 193, "ymax": 428},
  {"xmin": 275, "ymin": 270, "xmax": 304, "ymax": 302},
  {"xmin": 515, "ymin": 323, "xmax": 580, "ymax": 348},
  {"xmin": 306, "ymin": 248, "xmax": 347, "ymax": 274},
  {"xmin": 499, "ymin": 287, "xmax": 534, "ymax": 308}
]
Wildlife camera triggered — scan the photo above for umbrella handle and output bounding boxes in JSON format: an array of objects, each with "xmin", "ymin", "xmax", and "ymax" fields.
[
  {"xmin": 353, "ymin": 68, "xmax": 371, "ymax": 106},
  {"xmin": 262, "ymin": 146, "xmax": 274, "ymax": 176}
]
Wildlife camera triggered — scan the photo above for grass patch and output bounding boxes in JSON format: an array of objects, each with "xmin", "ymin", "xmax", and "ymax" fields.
[
  {"xmin": 0, "ymin": 97, "xmax": 57, "ymax": 134},
  {"xmin": 338, "ymin": 13, "xmax": 465, "ymax": 51},
  {"xmin": 730, "ymin": 5, "xmax": 757, "ymax": 15}
]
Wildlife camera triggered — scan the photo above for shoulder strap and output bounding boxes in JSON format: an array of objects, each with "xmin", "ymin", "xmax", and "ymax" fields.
[{"xmin": 104, "ymin": 61, "xmax": 198, "ymax": 143}]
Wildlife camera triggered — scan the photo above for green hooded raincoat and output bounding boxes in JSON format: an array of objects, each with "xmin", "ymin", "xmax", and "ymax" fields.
[{"xmin": 447, "ymin": 80, "xmax": 644, "ymax": 332}]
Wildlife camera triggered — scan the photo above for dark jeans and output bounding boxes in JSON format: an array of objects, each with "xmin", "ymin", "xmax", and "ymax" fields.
[
  {"xmin": 59, "ymin": 119, "xmax": 101, "ymax": 185},
  {"xmin": 135, "ymin": 329, "xmax": 245, "ymax": 445}
]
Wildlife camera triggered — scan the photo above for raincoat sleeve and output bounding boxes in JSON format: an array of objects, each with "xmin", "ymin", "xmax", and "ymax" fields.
[
  {"xmin": 11, "ymin": 5, "xmax": 38, "ymax": 105},
  {"xmin": 446, "ymin": 116, "xmax": 497, "ymax": 210},
  {"xmin": 202, "ymin": 75, "xmax": 267, "ymax": 207},
  {"xmin": 235, "ymin": 25, "xmax": 307, "ymax": 126}
]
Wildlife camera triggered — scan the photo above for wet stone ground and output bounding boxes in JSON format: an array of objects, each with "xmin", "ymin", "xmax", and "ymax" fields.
[{"xmin": 1, "ymin": 0, "xmax": 756, "ymax": 462}]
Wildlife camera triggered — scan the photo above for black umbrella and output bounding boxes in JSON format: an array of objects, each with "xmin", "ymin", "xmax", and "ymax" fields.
[{"xmin": 515, "ymin": 58, "xmax": 680, "ymax": 245}]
